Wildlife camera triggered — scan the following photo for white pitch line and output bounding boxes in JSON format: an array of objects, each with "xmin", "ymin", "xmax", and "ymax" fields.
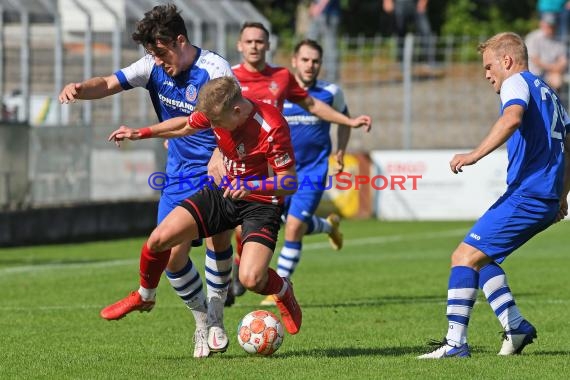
[
  {"xmin": 0, "ymin": 228, "xmax": 467, "ymax": 276},
  {"xmin": 0, "ymin": 258, "xmax": 137, "ymax": 275},
  {"xmin": 302, "ymin": 228, "xmax": 466, "ymax": 250}
]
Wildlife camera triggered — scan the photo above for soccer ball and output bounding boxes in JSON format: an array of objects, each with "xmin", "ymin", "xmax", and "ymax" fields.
[{"xmin": 237, "ymin": 310, "xmax": 284, "ymax": 355}]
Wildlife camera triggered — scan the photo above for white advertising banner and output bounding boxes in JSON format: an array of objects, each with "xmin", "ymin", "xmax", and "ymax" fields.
[
  {"xmin": 370, "ymin": 150, "xmax": 508, "ymax": 220},
  {"xmin": 91, "ymin": 150, "xmax": 157, "ymax": 201}
]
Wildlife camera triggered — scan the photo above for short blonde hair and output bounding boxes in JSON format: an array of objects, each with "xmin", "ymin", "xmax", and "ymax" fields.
[
  {"xmin": 477, "ymin": 32, "xmax": 528, "ymax": 66},
  {"xmin": 196, "ymin": 76, "xmax": 242, "ymax": 121}
]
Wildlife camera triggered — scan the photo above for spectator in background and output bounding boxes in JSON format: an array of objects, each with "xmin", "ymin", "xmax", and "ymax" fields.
[
  {"xmin": 307, "ymin": 0, "xmax": 341, "ymax": 82},
  {"xmin": 525, "ymin": 13, "xmax": 568, "ymax": 93},
  {"xmin": 537, "ymin": 0, "xmax": 570, "ymax": 41},
  {"xmin": 382, "ymin": 0, "xmax": 433, "ymax": 67}
]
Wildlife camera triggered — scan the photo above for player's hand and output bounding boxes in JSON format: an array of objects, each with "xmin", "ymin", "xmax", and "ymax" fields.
[
  {"xmin": 58, "ymin": 82, "xmax": 82, "ymax": 104},
  {"xmin": 553, "ymin": 198, "xmax": 568, "ymax": 223},
  {"xmin": 108, "ymin": 126, "xmax": 138, "ymax": 147},
  {"xmin": 417, "ymin": 0, "xmax": 427, "ymax": 13},
  {"xmin": 383, "ymin": 0, "xmax": 394, "ymax": 13},
  {"xmin": 349, "ymin": 115, "xmax": 372, "ymax": 132},
  {"xmin": 223, "ymin": 178, "xmax": 251, "ymax": 200},
  {"xmin": 449, "ymin": 152, "xmax": 478, "ymax": 174},
  {"xmin": 332, "ymin": 151, "xmax": 345, "ymax": 175},
  {"xmin": 309, "ymin": 2, "xmax": 325, "ymax": 17},
  {"xmin": 208, "ymin": 148, "xmax": 227, "ymax": 185}
]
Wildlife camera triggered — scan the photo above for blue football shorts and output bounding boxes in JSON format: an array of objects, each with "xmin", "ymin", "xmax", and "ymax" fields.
[
  {"xmin": 283, "ymin": 167, "xmax": 328, "ymax": 223},
  {"xmin": 463, "ymin": 193, "xmax": 559, "ymax": 263}
]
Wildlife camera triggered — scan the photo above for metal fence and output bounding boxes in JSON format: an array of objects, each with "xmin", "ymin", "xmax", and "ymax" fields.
[{"xmin": 0, "ymin": 1, "xmax": 562, "ymax": 209}]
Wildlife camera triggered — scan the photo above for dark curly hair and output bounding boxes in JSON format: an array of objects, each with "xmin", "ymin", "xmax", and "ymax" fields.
[{"xmin": 131, "ymin": 4, "xmax": 188, "ymax": 49}]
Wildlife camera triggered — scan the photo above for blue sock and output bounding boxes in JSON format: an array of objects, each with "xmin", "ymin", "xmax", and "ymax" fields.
[
  {"xmin": 479, "ymin": 262, "xmax": 523, "ymax": 331},
  {"xmin": 306, "ymin": 215, "xmax": 331, "ymax": 235},
  {"xmin": 205, "ymin": 246, "xmax": 233, "ymax": 302},
  {"xmin": 276, "ymin": 240, "xmax": 302, "ymax": 278},
  {"xmin": 166, "ymin": 258, "xmax": 207, "ymax": 328},
  {"xmin": 445, "ymin": 266, "xmax": 479, "ymax": 345}
]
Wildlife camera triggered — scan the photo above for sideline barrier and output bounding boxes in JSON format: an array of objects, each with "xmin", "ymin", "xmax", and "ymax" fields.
[
  {"xmin": 370, "ymin": 150, "xmax": 508, "ymax": 220},
  {"xmin": 0, "ymin": 200, "xmax": 156, "ymax": 247},
  {"xmin": 319, "ymin": 153, "xmax": 373, "ymax": 219}
]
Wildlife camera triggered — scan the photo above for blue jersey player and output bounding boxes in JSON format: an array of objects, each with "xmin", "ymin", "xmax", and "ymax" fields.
[
  {"xmin": 261, "ymin": 39, "xmax": 371, "ymax": 305},
  {"xmin": 419, "ymin": 32, "xmax": 570, "ymax": 359},
  {"xmin": 59, "ymin": 5, "xmax": 234, "ymax": 358}
]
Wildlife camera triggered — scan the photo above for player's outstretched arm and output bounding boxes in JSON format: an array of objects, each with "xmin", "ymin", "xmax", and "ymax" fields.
[
  {"xmin": 59, "ymin": 75, "xmax": 122, "ymax": 103},
  {"xmin": 348, "ymin": 115, "xmax": 372, "ymax": 132},
  {"xmin": 298, "ymin": 96, "xmax": 372, "ymax": 131},
  {"xmin": 108, "ymin": 116, "xmax": 193, "ymax": 146},
  {"xmin": 333, "ymin": 122, "xmax": 351, "ymax": 174}
]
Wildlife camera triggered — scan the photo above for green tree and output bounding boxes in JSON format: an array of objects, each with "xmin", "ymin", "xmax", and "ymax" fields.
[
  {"xmin": 441, "ymin": 0, "xmax": 535, "ymax": 37},
  {"xmin": 248, "ymin": 0, "xmax": 298, "ymax": 40},
  {"xmin": 247, "ymin": 0, "xmax": 537, "ymax": 40}
]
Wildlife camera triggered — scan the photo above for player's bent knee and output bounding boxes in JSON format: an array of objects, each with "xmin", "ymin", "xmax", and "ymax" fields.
[
  {"xmin": 239, "ymin": 271, "xmax": 265, "ymax": 292},
  {"xmin": 450, "ymin": 243, "xmax": 490, "ymax": 269},
  {"xmin": 147, "ymin": 229, "xmax": 175, "ymax": 252}
]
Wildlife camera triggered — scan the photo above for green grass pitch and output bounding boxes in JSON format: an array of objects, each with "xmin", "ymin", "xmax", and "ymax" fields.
[{"xmin": 1, "ymin": 220, "xmax": 569, "ymax": 379}]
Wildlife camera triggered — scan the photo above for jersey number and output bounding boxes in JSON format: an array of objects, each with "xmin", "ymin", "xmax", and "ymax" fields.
[{"xmin": 540, "ymin": 87, "xmax": 564, "ymax": 140}]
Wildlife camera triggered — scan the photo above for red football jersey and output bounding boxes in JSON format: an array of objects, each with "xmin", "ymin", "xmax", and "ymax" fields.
[
  {"xmin": 232, "ymin": 63, "xmax": 309, "ymax": 111},
  {"xmin": 188, "ymin": 99, "xmax": 296, "ymax": 204}
]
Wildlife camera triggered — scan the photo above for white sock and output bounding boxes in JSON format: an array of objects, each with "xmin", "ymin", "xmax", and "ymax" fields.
[
  {"xmin": 277, "ymin": 279, "xmax": 288, "ymax": 298},
  {"xmin": 138, "ymin": 286, "xmax": 156, "ymax": 301}
]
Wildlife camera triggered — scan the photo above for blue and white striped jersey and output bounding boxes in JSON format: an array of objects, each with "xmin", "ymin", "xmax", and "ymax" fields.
[
  {"xmin": 115, "ymin": 47, "xmax": 233, "ymax": 187},
  {"xmin": 500, "ymin": 71, "xmax": 570, "ymax": 199},
  {"xmin": 282, "ymin": 79, "xmax": 348, "ymax": 172}
]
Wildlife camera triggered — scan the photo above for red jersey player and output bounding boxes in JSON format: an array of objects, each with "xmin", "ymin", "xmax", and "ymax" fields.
[
  {"xmin": 234, "ymin": 22, "xmax": 371, "ymax": 129},
  {"xmin": 232, "ymin": 46, "xmax": 308, "ymax": 110},
  {"xmin": 229, "ymin": 22, "xmax": 373, "ymax": 300},
  {"xmin": 105, "ymin": 76, "xmax": 303, "ymax": 337}
]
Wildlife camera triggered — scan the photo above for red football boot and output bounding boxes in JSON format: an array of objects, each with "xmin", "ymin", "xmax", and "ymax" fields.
[
  {"xmin": 100, "ymin": 291, "xmax": 155, "ymax": 320},
  {"xmin": 274, "ymin": 279, "xmax": 302, "ymax": 335}
]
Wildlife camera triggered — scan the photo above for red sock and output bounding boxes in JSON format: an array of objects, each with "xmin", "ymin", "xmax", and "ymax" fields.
[
  {"xmin": 139, "ymin": 242, "xmax": 171, "ymax": 289},
  {"xmin": 235, "ymin": 231, "xmax": 243, "ymax": 263},
  {"xmin": 260, "ymin": 268, "xmax": 284, "ymax": 295}
]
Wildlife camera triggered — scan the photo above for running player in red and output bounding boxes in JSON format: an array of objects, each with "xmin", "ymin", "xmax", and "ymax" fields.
[
  {"xmin": 228, "ymin": 22, "xmax": 373, "ymax": 298},
  {"xmin": 105, "ymin": 76, "xmax": 302, "ymax": 337}
]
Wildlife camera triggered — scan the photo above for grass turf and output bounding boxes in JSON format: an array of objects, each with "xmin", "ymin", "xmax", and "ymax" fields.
[{"xmin": 1, "ymin": 220, "xmax": 569, "ymax": 379}]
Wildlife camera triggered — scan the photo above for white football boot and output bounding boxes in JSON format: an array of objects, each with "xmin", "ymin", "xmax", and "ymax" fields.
[
  {"xmin": 418, "ymin": 338, "xmax": 471, "ymax": 359},
  {"xmin": 207, "ymin": 297, "xmax": 229, "ymax": 353},
  {"xmin": 498, "ymin": 320, "xmax": 537, "ymax": 355},
  {"xmin": 193, "ymin": 328, "xmax": 210, "ymax": 358}
]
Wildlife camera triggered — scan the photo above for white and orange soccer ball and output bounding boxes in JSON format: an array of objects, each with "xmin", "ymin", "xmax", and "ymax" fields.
[{"xmin": 237, "ymin": 310, "xmax": 284, "ymax": 355}]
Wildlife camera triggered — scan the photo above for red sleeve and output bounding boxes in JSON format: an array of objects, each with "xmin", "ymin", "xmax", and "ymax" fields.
[
  {"xmin": 187, "ymin": 111, "xmax": 211, "ymax": 130},
  {"xmin": 265, "ymin": 112, "xmax": 295, "ymax": 172},
  {"xmin": 286, "ymin": 71, "xmax": 309, "ymax": 103}
]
